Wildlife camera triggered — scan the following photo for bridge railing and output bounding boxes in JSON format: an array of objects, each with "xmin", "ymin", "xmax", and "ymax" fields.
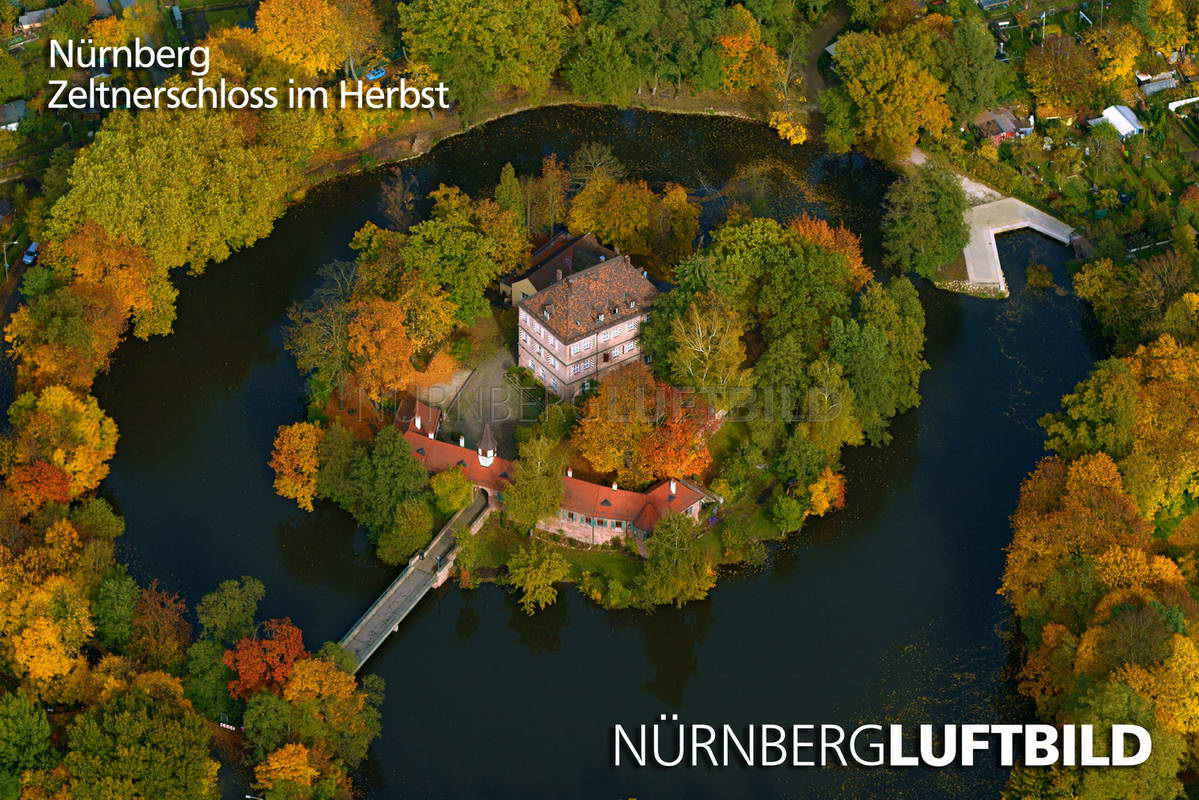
[{"xmin": 338, "ymin": 490, "xmax": 488, "ymax": 666}]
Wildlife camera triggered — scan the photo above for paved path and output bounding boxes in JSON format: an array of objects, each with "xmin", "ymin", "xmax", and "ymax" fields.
[
  {"xmin": 906, "ymin": 148, "xmax": 1073, "ymax": 296},
  {"xmin": 962, "ymin": 198, "xmax": 1074, "ymax": 294},
  {"xmin": 339, "ymin": 491, "xmax": 490, "ymax": 671}
]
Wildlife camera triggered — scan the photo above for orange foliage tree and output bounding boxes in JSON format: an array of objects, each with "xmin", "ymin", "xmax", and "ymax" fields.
[
  {"xmin": 270, "ymin": 422, "xmax": 324, "ymax": 511},
  {"xmin": 224, "ymin": 618, "xmax": 308, "ymax": 700},
  {"xmin": 346, "ymin": 298, "xmax": 418, "ymax": 402},
  {"xmin": 640, "ymin": 388, "xmax": 714, "ymax": 480},
  {"xmin": 790, "ymin": 214, "xmax": 872, "ymax": 290}
]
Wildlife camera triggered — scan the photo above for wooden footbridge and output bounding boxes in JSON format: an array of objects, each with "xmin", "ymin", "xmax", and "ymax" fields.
[{"xmin": 340, "ymin": 490, "xmax": 491, "ymax": 671}]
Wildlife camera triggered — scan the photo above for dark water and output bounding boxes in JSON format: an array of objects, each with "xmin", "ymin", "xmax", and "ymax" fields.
[{"xmin": 92, "ymin": 107, "xmax": 1098, "ymax": 799}]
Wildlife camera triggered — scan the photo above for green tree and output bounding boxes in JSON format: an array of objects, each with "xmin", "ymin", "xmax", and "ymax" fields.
[
  {"xmin": 881, "ymin": 163, "xmax": 969, "ymax": 280},
  {"xmin": 399, "ymin": 186, "xmax": 528, "ymax": 324},
  {"xmin": 315, "ymin": 422, "xmax": 365, "ymax": 511},
  {"xmin": 0, "ymin": 692, "xmax": 53, "ymax": 774},
  {"xmin": 346, "ymin": 427, "xmax": 427, "ymax": 535},
  {"xmin": 563, "ymin": 23, "xmax": 640, "ymax": 105},
  {"xmin": 503, "ymin": 436, "xmax": 565, "ymax": 533},
  {"xmin": 430, "ymin": 467, "xmax": 474, "ymax": 514},
  {"xmin": 375, "ymin": 497, "xmax": 435, "ymax": 565},
  {"xmin": 91, "ymin": 565, "xmax": 139, "ymax": 651},
  {"xmin": 0, "ymin": 51, "xmax": 25, "ymax": 103},
  {"xmin": 1039, "ymin": 358, "xmax": 1138, "ymax": 461},
  {"xmin": 505, "ymin": 539, "xmax": 571, "ymax": 613},
  {"xmin": 493, "ymin": 163, "xmax": 525, "ymax": 230},
  {"xmin": 933, "ymin": 19, "xmax": 1007, "ymax": 125},
  {"xmin": 65, "ymin": 676, "xmax": 217, "ymax": 800},
  {"xmin": 397, "ymin": 0, "xmax": 570, "ymax": 116},
  {"xmin": 183, "ymin": 639, "xmax": 239, "ymax": 720},
  {"xmin": 196, "ymin": 576, "xmax": 265, "ymax": 646},
  {"xmin": 640, "ymin": 512, "xmax": 714, "ymax": 607}
]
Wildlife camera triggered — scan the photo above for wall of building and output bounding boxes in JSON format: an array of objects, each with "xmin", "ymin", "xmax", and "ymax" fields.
[{"xmin": 518, "ymin": 311, "xmax": 647, "ymax": 397}]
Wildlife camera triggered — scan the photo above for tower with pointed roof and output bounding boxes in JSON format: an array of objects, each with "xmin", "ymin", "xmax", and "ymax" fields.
[{"xmin": 477, "ymin": 424, "xmax": 497, "ymax": 468}]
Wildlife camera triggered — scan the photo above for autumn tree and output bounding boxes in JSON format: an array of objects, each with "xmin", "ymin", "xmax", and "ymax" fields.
[
  {"xmin": 790, "ymin": 214, "xmax": 872, "ymax": 290},
  {"xmin": 821, "ymin": 30, "xmax": 950, "ymax": 162},
  {"xmin": 1084, "ymin": 23, "xmax": 1143, "ymax": 86},
  {"xmin": 641, "ymin": 389, "xmax": 714, "ymax": 480},
  {"xmin": 717, "ymin": 4, "xmax": 782, "ymax": 95},
  {"xmin": 505, "ymin": 540, "xmax": 571, "ymax": 614},
  {"xmin": 573, "ymin": 362, "xmax": 657, "ymax": 486},
  {"xmin": 1024, "ymin": 36, "xmax": 1099, "ymax": 111},
  {"xmin": 49, "ymin": 108, "xmax": 295, "ymax": 276},
  {"xmin": 346, "ymin": 297, "xmax": 418, "ymax": 402},
  {"xmin": 8, "ymin": 386, "xmax": 118, "ymax": 500},
  {"xmin": 224, "ymin": 618, "xmax": 308, "ymax": 700},
  {"xmin": 255, "ymin": 743, "xmax": 320, "ymax": 796},
  {"xmin": 270, "ymin": 422, "xmax": 324, "ymax": 511},
  {"xmin": 129, "ymin": 580, "xmax": 192, "ymax": 671},
  {"xmin": 256, "ymin": 0, "xmax": 378, "ymax": 76}
]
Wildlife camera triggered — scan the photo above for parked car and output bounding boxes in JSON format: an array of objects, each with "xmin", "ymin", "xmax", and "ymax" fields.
[
  {"xmin": 363, "ymin": 66, "xmax": 386, "ymax": 81},
  {"xmin": 21, "ymin": 242, "xmax": 37, "ymax": 266}
]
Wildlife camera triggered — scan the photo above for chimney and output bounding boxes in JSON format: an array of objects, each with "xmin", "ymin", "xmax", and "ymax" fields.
[
  {"xmin": 642, "ymin": 270, "xmax": 648, "ymax": 278},
  {"xmin": 459, "ymin": 434, "xmax": 466, "ymax": 447},
  {"xmin": 566, "ymin": 467, "xmax": 573, "ymax": 478},
  {"xmin": 669, "ymin": 479, "xmax": 677, "ymax": 495},
  {"xmin": 427, "ymin": 431, "xmax": 434, "ymax": 440},
  {"xmin": 414, "ymin": 413, "xmax": 422, "ymax": 431},
  {"xmin": 555, "ymin": 268, "xmax": 563, "ymax": 282},
  {"xmin": 611, "ymin": 481, "xmax": 618, "ymax": 491}
]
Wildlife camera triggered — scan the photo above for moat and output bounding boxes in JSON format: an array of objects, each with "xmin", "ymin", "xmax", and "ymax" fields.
[{"xmin": 92, "ymin": 106, "xmax": 1099, "ymax": 799}]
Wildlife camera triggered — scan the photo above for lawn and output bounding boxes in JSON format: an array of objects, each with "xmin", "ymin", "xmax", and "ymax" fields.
[{"xmin": 562, "ymin": 547, "xmax": 643, "ymax": 585}]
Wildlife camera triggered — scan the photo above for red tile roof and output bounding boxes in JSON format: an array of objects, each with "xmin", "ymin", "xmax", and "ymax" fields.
[
  {"xmin": 519, "ymin": 255, "xmax": 658, "ymax": 342},
  {"xmin": 506, "ymin": 232, "xmax": 615, "ymax": 293},
  {"xmin": 561, "ymin": 476, "xmax": 705, "ymax": 531},
  {"xmin": 403, "ymin": 431, "xmax": 513, "ymax": 492},
  {"xmin": 406, "ymin": 432, "xmax": 710, "ymax": 532},
  {"xmin": 394, "ymin": 396, "xmax": 441, "ymax": 436}
]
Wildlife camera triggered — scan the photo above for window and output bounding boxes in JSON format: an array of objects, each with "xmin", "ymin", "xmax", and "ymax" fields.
[
  {"xmin": 626, "ymin": 320, "xmax": 638, "ymax": 334},
  {"xmin": 520, "ymin": 311, "xmax": 529, "ymax": 325},
  {"xmin": 611, "ymin": 344, "xmax": 624, "ymax": 358},
  {"xmin": 519, "ymin": 330, "xmax": 528, "ymax": 343},
  {"xmin": 600, "ymin": 328, "xmax": 610, "ymax": 342},
  {"xmin": 597, "ymin": 519, "xmax": 607, "ymax": 528},
  {"xmin": 538, "ymin": 366, "xmax": 545, "ymax": 379},
  {"xmin": 626, "ymin": 340, "xmax": 637, "ymax": 353},
  {"xmin": 549, "ymin": 377, "xmax": 558, "ymax": 389}
]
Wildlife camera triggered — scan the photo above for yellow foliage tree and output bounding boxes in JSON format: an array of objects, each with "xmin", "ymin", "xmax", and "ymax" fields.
[
  {"xmin": 256, "ymin": 743, "xmax": 319, "ymax": 790},
  {"xmin": 269, "ymin": 422, "xmax": 324, "ymax": 511}
]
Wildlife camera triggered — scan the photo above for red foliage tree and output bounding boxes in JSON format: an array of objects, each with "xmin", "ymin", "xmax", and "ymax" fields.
[
  {"xmin": 223, "ymin": 618, "xmax": 308, "ymax": 700},
  {"xmin": 7, "ymin": 460, "xmax": 73, "ymax": 511},
  {"xmin": 640, "ymin": 388, "xmax": 714, "ymax": 480}
]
